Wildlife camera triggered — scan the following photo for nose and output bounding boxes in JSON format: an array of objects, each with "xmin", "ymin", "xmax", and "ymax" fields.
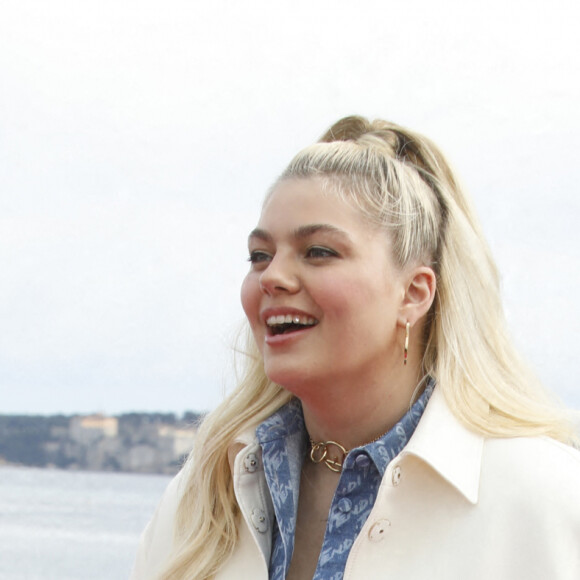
[{"xmin": 259, "ymin": 254, "xmax": 300, "ymax": 296}]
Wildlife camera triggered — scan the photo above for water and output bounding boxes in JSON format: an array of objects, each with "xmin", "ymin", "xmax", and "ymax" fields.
[{"xmin": 0, "ymin": 466, "xmax": 172, "ymax": 580}]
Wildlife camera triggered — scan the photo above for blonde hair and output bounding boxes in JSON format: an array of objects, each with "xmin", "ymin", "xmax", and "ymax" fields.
[{"xmin": 160, "ymin": 116, "xmax": 577, "ymax": 579}]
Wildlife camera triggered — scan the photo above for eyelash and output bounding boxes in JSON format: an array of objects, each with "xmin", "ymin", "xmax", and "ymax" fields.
[
  {"xmin": 305, "ymin": 246, "xmax": 338, "ymax": 259},
  {"xmin": 248, "ymin": 250, "xmax": 272, "ymax": 264},
  {"xmin": 247, "ymin": 246, "xmax": 338, "ymax": 264}
]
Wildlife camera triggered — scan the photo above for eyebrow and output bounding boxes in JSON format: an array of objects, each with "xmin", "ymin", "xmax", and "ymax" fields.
[
  {"xmin": 248, "ymin": 224, "xmax": 352, "ymax": 243},
  {"xmin": 294, "ymin": 224, "xmax": 351, "ymax": 241}
]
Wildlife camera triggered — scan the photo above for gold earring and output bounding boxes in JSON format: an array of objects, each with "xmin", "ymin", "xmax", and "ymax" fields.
[{"xmin": 404, "ymin": 322, "xmax": 410, "ymax": 365}]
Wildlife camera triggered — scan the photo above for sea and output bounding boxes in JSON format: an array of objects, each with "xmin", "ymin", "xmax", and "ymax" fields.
[{"xmin": 0, "ymin": 466, "xmax": 172, "ymax": 580}]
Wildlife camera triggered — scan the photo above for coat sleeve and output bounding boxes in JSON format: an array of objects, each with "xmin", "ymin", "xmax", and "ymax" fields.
[{"xmin": 130, "ymin": 472, "xmax": 185, "ymax": 580}]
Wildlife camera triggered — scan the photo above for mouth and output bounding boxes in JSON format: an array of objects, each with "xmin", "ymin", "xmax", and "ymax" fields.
[{"xmin": 266, "ymin": 313, "xmax": 318, "ymax": 336}]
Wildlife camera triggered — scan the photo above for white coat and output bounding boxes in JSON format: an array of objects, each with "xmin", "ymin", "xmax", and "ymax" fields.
[{"xmin": 131, "ymin": 389, "xmax": 580, "ymax": 579}]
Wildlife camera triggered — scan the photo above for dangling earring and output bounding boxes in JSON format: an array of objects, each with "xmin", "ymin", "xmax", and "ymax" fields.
[{"xmin": 404, "ymin": 322, "xmax": 410, "ymax": 365}]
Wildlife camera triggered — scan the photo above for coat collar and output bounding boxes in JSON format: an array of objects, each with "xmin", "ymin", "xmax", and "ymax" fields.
[
  {"xmin": 401, "ymin": 387, "xmax": 484, "ymax": 504},
  {"xmin": 229, "ymin": 386, "xmax": 485, "ymax": 504}
]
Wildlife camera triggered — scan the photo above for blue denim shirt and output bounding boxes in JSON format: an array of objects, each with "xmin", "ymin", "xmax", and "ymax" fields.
[{"xmin": 256, "ymin": 380, "xmax": 434, "ymax": 580}]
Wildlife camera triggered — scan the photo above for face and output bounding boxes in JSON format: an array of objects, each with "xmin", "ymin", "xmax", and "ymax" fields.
[{"xmin": 240, "ymin": 178, "xmax": 409, "ymax": 398}]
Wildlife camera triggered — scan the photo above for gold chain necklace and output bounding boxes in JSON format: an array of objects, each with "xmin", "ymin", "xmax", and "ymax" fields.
[{"xmin": 309, "ymin": 429, "xmax": 390, "ymax": 473}]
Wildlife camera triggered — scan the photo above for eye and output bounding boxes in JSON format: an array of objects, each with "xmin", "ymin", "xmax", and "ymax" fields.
[
  {"xmin": 305, "ymin": 246, "xmax": 338, "ymax": 259},
  {"xmin": 248, "ymin": 250, "xmax": 272, "ymax": 265}
]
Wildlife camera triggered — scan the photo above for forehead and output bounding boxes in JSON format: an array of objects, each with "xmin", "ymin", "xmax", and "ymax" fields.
[{"xmin": 259, "ymin": 178, "xmax": 370, "ymax": 231}]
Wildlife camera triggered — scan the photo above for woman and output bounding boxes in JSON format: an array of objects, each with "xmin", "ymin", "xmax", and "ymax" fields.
[{"xmin": 131, "ymin": 117, "xmax": 580, "ymax": 580}]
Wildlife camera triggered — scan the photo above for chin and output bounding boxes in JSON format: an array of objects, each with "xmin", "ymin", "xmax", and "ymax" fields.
[{"xmin": 264, "ymin": 362, "xmax": 322, "ymax": 399}]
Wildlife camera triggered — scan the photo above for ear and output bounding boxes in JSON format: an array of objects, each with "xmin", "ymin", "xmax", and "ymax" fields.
[{"xmin": 398, "ymin": 266, "xmax": 436, "ymax": 327}]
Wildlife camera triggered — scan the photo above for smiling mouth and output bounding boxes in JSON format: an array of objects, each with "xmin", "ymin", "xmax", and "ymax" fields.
[{"xmin": 266, "ymin": 314, "xmax": 318, "ymax": 336}]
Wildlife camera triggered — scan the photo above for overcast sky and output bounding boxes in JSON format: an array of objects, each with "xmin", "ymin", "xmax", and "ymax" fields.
[{"xmin": 1, "ymin": 0, "xmax": 578, "ymax": 415}]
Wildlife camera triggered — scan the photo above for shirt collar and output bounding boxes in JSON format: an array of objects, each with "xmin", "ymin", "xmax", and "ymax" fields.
[
  {"xmin": 255, "ymin": 398, "xmax": 305, "ymax": 445},
  {"xmin": 254, "ymin": 380, "xmax": 434, "ymax": 476},
  {"xmin": 401, "ymin": 387, "xmax": 484, "ymax": 504},
  {"xmin": 349, "ymin": 380, "xmax": 434, "ymax": 476}
]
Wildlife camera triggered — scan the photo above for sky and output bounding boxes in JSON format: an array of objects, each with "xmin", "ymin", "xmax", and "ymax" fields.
[{"xmin": 1, "ymin": 0, "xmax": 579, "ymax": 415}]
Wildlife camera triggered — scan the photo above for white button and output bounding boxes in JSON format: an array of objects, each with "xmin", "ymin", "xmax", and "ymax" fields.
[
  {"xmin": 392, "ymin": 465, "xmax": 402, "ymax": 486},
  {"xmin": 250, "ymin": 508, "xmax": 268, "ymax": 533},
  {"xmin": 368, "ymin": 519, "xmax": 391, "ymax": 542},
  {"xmin": 244, "ymin": 453, "xmax": 259, "ymax": 473}
]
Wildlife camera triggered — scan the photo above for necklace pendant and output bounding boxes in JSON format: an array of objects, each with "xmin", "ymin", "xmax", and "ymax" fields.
[
  {"xmin": 324, "ymin": 456, "xmax": 343, "ymax": 472},
  {"xmin": 309, "ymin": 440, "xmax": 347, "ymax": 473}
]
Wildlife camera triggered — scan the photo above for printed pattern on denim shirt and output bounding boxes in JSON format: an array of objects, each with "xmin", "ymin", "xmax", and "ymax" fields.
[
  {"xmin": 257, "ymin": 380, "xmax": 435, "ymax": 580},
  {"xmin": 256, "ymin": 399, "xmax": 307, "ymax": 579}
]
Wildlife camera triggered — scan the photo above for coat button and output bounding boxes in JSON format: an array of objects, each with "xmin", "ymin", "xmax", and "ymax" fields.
[
  {"xmin": 368, "ymin": 519, "xmax": 391, "ymax": 542},
  {"xmin": 250, "ymin": 508, "xmax": 268, "ymax": 533},
  {"xmin": 392, "ymin": 465, "xmax": 402, "ymax": 486},
  {"xmin": 244, "ymin": 453, "xmax": 259, "ymax": 473}
]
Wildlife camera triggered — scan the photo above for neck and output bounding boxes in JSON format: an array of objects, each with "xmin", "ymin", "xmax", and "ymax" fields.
[{"xmin": 300, "ymin": 360, "xmax": 425, "ymax": 451}]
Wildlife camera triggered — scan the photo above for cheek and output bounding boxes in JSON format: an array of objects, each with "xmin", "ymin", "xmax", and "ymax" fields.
[
  {"xmin": 320, "ymin": 277, "xmax": 396, "ymax": 327},
  {"xmin": 241, "ymin": 275, "xmax": 265, "ymax": 356},
  {"xmin": 240, "ymin": 274, "xmax": 260, "ymax": 324},
  {"xmin": 316, "ymin": 278, "xmax": 374, "ymax": 315}
]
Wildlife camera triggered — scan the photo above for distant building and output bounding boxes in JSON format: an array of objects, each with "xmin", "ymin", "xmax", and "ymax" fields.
[
  {"xmin": 158, "ymin": 425, "xmax": 196, "ymax": 458},
  {"xmin": 0, "ymin": 411, "xmax": 200, "ymax": 474},
  {"xmin": 70, "ymin": 415, "xmax": 118, "ymax": 445}
]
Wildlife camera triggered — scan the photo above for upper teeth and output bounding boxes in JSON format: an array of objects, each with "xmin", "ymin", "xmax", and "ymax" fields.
[{"xmin": 266, "ymin": 314, "xmax": 317, "ymax": 326}]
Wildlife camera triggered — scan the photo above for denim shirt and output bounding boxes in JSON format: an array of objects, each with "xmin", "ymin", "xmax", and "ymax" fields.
[{"xmin": 256, "ymin": 380, "xmax": 434, "ymax": 580}]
